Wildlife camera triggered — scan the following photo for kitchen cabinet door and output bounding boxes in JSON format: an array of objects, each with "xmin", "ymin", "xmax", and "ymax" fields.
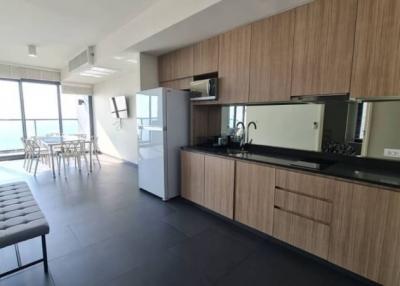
[
  {"xmin": 181, "ymin": 151, "xmax": 205, "ymax": 206},
  {"xmin": 204, "ymin": 155, "xmax": 235, "ymax": 218},
  {"xmin": 292, "ymin": 0, "xmax": 357, "ymax": 96},
  {"xmin": 193, "ymin": 36, "xmax": 219, "ymax": 75},
  {"xmin": 328, "ymin": 182, "xmax": 400, "ymax": 284},
  {"xmin": 273, "ymin": 208, "xmax": 330, "ymax": 259},
  {"xmin": 218, "ymin": 25, "xmax": 251, "ymax": 104},
  {"xmin": 174, "ymin": 45, "xmax": 194, "ymax": 80},
  {"xmin": 158, "ymin": 46, "xmax": 194, "ymax": 82},
  {"xmin": 250, "ymin": 10, "xmax": 295, "ymax": 103},
  {"xmin": 235, "ymin": 161, "xmax": 275, "ymax": 235},
  {"xmin": 351, "ymin": 0, "xmax": 400, "ymax": 98},
  {"xmin": 160, "ymin": 77, "xmax": 192, "ymax": 90},
  {"xmin": 158, "ymin": 52, "xmax": 174, "ymax": 82}
]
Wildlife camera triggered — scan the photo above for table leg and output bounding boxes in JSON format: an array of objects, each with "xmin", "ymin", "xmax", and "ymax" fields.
[
  {"xmin": 89, "ymin": 142, "xmax": 93, "ymax": 173},
  {"xmin": 50, "ymin": 145, "xmax": 56, "ymax": 178}
]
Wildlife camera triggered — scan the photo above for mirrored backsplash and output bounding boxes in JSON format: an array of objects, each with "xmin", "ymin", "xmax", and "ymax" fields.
[{"xmin": 220, "ymin": 100, "xmax": 400, "ymax": 162}]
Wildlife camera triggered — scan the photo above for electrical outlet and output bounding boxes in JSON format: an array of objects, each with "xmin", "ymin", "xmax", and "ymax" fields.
[{"xmin": 384, "ymin": 148, "xmax": 400, "ymax": 158}]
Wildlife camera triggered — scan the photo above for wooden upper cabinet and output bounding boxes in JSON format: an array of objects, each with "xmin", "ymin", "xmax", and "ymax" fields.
[
  {"xmin": 181, "ymin": 151, "xmax": 205, "ymax": 206},
  {"xmin": 249, "ymin": 10, "xmax": 295, "ymax": 103},
  {"xmin": 158, "ymin": 52, "xmax": 174, "ymax": 82},
  {"xmin": 193, "ymin": 37, "xmax": 219, "ymax": 75},
  {"xmin": 204, "ymin": 155, "xmax": 235, "ymax": 218},
  {"xmin": 351, "ymin": 0, "xmax": 400, "ymax": 98},
  {"xmin": 218, "ymin": 25, "xmax": 251, "ymax": 104},
  {"xmin": 174, "ymin": 46, "xmax": 194, "ymax": 80},
  {"xmin": 160, "ymin": 77, "xmax": 192, "ymax": 90},
  {"xmin": 329, "ymin": 182, "xmax": 400, "ymax": 285},
  {"xmin": 291, "ymin": 0, "xmax": 358, "ymax": 96},
  {"xmin": 235, "ymin": 161, "xmax": 275, "ymax": 235},
  {"xmin": 158, "ymin": 45, "xmax": 194, "ymax": 82}
]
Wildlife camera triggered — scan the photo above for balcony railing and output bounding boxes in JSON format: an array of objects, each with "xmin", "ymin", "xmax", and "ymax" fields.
[{"xmin": 0, "ymin": 118, "xmax": 79, "ymax": 154}]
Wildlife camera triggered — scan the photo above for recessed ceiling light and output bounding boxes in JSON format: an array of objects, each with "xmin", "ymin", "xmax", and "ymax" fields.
[
  {"xmin": 28, "ymin": 45, "xmax": 37, "ymax": 57},
  {"xmin": 127, "ymin": 59, "xmax": 138, "ymax": 64},
  {"xmin": 113, "ymin": 56, "xmax": 124, "ymax": 60}
]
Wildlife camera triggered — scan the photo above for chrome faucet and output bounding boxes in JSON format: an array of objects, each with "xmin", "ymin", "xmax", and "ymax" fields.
[
  {"xmin": 236, "ymin": 121, "xmax": 246, "ymax": 149},
  {"xmin": 246, "ymin": 121, "xmax": 257, "ymax": 145}
]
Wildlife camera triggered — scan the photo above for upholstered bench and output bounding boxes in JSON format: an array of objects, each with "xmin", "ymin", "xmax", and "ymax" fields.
[{"xmin": 0, "ymin": 181, "xmax": 49, "ymax": 278}]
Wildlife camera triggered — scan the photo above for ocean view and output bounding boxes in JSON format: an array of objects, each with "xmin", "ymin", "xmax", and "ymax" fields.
[{"xmin": 0, "ymin": 120, "xmax": 79, "ymax": 152}]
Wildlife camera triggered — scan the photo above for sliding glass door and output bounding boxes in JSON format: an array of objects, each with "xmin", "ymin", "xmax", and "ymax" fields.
[
  {"xmin": 22, "ymin": 82, "xmax": 61, "ymax": 137},
  {"xmin": 0, "ymin": 79, "xmax": 93, "ymax": 158},
  {"xmin": 0, "ymin": 80, "xmax": 24, "ymax": 154}
]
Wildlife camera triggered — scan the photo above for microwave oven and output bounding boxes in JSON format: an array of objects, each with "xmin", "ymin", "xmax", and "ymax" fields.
[{"xmin": 190, "ymin": 78, "xmax": 218, "ymax": 101}]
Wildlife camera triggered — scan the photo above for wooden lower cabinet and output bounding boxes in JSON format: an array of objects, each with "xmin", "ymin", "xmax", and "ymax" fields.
[
  {"xmin": 204, "ymin": 155, "xmax": 235, "ymax": 218},
  {"xmin": 181, "ymin": 151, "xmax": 400, "ymax": 285},
  {"xmin": 329, "ymin": 182, "xmax": 400, "ymax": 285},
  {"xmin": 181, "ymin": 151, "xmax": 205, "ymax": 206},
  {"xmin": 273, "ymin": 208, "xmax": 330, "ymax": 259},
  {"xmin": 235, "ymin": 161, "xmax": 275, "ymax": 235}
]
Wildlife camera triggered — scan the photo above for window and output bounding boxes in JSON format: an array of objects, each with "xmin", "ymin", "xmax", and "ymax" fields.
[
  {"xmin": 23, "ymin": 82, "xmax": 60, "ymax": 137},
  {"xmin": 0, "ymin": 79, "xmax": 93, "ymax": 158},
  {"xmin": 0, "ymin": 80, "xmax": 24, "ymax": 153}
]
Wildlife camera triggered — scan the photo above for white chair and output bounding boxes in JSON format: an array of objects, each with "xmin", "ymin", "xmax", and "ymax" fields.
[
  {"xmin": 25, "ymin": 139, "xmax": 49, "ymax": 176},
  {"xmin": 90, "ymin": 136, "xmax": 101, "ymax": 168},
  {"xmin": 56, "ymin": 140, "xmax": 86, "ymax": 177}
]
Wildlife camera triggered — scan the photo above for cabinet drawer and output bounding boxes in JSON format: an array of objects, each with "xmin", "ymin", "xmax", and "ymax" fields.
[
  {"xmin": 273, "ymin": 208, "xmax": 330, "ymax": 259},
  {"xmin": 274, "ymin": 188, "xmax": 332, "ymax": 224},
  {"xmin": 276, "ymin": 169, "xmax": 336, "ymax": 201}
]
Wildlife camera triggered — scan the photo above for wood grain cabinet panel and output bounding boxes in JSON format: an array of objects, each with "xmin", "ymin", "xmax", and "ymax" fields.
[
  {"xmin": 158, "ymin": 46, "xmax": 194, "ymax": 82},
  {"xmin": 218, "ymin": 25, "xmax": 251, "ymax": 104},
  {"xmin": 160, "ymin": 77, "xmax": 192, "ymax": 90},
  {"xmin": 328, "ymin": 182, "xmax": 400, "ymax": 285},
  {"xmin": 351, "ymin": 0, "xmax": 400, "ymax": 98},
  {"xmin": 235, "ymin": 162, "xmax": 275, "ymax": 235},
  {"xmin": 174, "ymin": 46, "xmax": 194, "ymax": 80},
  {"xmin": 249, "ymin": 10, "xmax": 295, "ymax": 103},
  {"xmin": 379, "ymin": 191, "xmax": 400, "ymax": 286},
  {"xmin": 274, "ymin": 188, "xmax": 332, "ymax": 224},
  {"xmin": 292, "ymin": 0, "xmax": 358, "ymax": 96},
  {"xmin": 193, "ymin": 37, "xmax": 219, "ymax": 75},
  {"xmin": 204, "ymin": 155, "xmax": 235, "ymax": 218},
  {"xmin": 275, "ymin": 169, "xmax": 335, "ymax": 201},
  {"xmin": 273, "ymin": 208, "xmax": 330, "ymax": 259},
  {"xmin": 158, "ymin": 52, "xmax": 174, "ymax": 82},
  {"xmin": 181, "ymin": 151, "xmax": 205, "ymax": 206}
]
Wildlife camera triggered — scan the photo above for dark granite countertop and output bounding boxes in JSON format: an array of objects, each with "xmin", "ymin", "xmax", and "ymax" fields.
[{"xmin": 182, "ymin": 146, "xmax": 400, "ymax": 191}]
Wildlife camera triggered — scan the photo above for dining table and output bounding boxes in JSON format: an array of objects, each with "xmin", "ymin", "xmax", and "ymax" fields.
[{"xmin": 39, "ymin": 135, "xmax": 93, "ymax": 178}]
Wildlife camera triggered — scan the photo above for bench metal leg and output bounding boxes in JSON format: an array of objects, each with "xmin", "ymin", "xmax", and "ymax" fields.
[
  {"xmin": 41, "ymin": 235, "xmax": 48, "ymax": 274},
  {"xmin": 0, "ymin": 236, "xmax": 49, "ymax": 279}
]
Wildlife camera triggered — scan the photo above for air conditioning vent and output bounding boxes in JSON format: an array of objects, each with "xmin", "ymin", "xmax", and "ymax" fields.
[{"xmin": 68, "ymin": 46, "xmax": 95, "ymax": 72}]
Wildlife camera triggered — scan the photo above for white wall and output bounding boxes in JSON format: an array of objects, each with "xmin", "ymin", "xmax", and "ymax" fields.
[{"xmin": 93, "ymin": 54, "xmax": 158, "ymax": 163}]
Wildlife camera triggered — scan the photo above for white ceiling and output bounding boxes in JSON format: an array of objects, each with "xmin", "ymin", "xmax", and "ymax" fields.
[
  {"xmin": 0, "ymin": 0, "xmax": 158, "ymax": 69},
  {"xmin": 0, "ymin": 0, "xmax": 311, "ymax": 84}
]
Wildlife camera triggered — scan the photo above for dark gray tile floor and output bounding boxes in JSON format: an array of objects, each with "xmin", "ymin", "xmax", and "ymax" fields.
[{"xmin": 0, "ymin": 157, "xmax": 378, "ymax": 286}]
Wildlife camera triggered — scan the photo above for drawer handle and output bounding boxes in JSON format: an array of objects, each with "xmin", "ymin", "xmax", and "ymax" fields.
[
  {"xmin": 273, "ymin": 206, "xmax": 331, "ymax": 226},
  {"xmin": 275, "ymin": 186, "xmax": 333, "ymax": 203}
]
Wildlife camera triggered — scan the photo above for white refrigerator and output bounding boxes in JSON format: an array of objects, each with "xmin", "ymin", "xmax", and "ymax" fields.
[{"xmin": 136, "ymin": 87, "xmax": 189, "ymax": 200}]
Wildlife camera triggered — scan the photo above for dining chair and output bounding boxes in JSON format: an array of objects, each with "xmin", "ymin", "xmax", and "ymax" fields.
[
  {"xmin": 21, "ymin": 138, "xmax": 30, "ymax": 169},
  {"xmin": 56, "ymin": 140, "xmax": 81, "ymax": 177},
  {"xmin": 25, "ymin": 139, "xmax": 48, "ymax": 176},
  {"xmin": 90, "ymin": 136, "xmax": 101, "ymax": 168}
]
